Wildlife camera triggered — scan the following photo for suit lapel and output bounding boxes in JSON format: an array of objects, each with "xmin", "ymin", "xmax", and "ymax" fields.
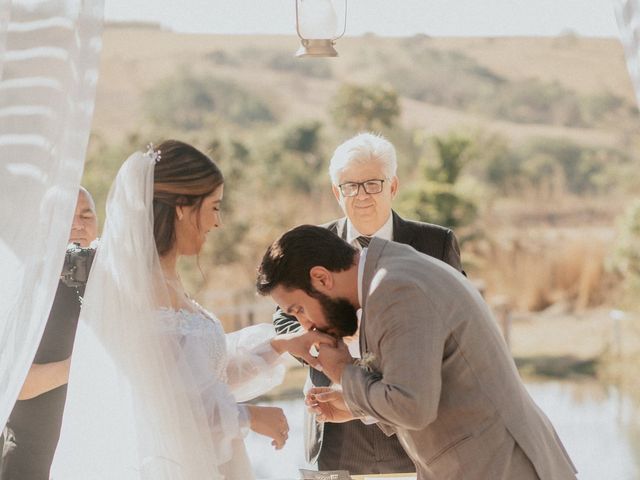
[
  {"xmin": 338, "ymin": 217, "xmax": 348, "ymax": 240},
  {"xmin": 359, "ymin": 238, "xmax": 385, "ymax": 356},
  {"xmin": 391, "ymin": 210, "xmax": 414, "ymax": 246}
]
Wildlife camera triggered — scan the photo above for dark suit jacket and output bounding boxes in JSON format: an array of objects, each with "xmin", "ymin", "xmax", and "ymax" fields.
[{"xmin": 272, "ymin": 210, "xmax": 464, "ymax": 472}]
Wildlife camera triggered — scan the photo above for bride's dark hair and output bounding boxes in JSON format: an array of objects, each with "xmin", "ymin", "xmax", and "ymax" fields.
[{"xmin": 153, "ymin": 140, "xmax": 224, "ymax": 256}]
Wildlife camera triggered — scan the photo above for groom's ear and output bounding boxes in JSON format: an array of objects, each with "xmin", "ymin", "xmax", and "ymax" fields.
[{"xmin": 310, "ymin": 266, "xmax": 333, "ymax": 293}]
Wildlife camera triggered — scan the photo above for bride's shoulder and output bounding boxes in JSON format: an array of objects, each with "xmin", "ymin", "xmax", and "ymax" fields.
[{"xmin": 155, "ymin": 302, "xmax": 220, "ymax": 335}]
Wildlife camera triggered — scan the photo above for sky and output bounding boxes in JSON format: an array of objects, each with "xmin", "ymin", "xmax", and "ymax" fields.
[{"xmin": 104, "ymin": 0, "xmax": 620, "ymax": 38}]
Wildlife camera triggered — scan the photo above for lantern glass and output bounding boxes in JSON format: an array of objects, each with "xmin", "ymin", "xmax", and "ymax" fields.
[{"xmin": 297, "ymin": 0, "xmax": 338, "ymax": 40}]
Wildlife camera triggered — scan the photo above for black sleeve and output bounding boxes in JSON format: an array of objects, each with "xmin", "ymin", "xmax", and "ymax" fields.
[
  {"xmin": 272, "ymin": 307, "xmax": 304, "ymax": 335},
  {"xmin": 443, "ymin": 230, "xmax": 466, "ymax": 276},
  {"xmin": 272, "ymin": 307, "xmax": 308, "ymax": 366}
]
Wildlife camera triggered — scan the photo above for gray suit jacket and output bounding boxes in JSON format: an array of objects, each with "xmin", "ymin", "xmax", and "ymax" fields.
[{"xmin": 341, "ymin": 238, "xmax": 577, "ymax": 480}]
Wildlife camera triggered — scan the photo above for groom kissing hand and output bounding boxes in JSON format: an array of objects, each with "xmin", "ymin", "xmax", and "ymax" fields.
[
  {"xmin": 270, "ymin": 329, "xmax": 338, "ymax": 371},
  {"xmin": 315, "ymin": 341, "xmax": 352, "ymax": 385},
  {"xmin": 258, "ymin": 225, "xmax": 578, "ymax": 480}
]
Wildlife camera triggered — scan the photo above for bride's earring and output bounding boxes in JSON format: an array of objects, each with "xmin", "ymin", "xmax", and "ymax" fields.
[{"xmin": 177, "ymin": 208, "xmax": 184, "ymax": 221}]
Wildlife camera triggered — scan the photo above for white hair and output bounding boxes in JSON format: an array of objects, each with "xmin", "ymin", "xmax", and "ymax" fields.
[{"xmin": 328, "ymin": 132, "xmax": 398, "ymax": 185}]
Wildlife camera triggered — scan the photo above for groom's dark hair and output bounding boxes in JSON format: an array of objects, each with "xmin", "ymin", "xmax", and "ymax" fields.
[{"xmin": 256, "ymin": 225, "xmax": 357, "ymax": 296}]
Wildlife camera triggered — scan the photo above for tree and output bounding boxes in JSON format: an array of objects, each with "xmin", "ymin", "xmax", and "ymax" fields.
[
  {"xmin": 260, "ymin": 121, "xmax": 327, "ymax": 195},
  {"xmin": 397, "ymin": 181, "xmax": 477, "ymax": 229},
  {"xmin": 330, "ymin": 83, "xmax": 400, "ymax": 132},
  {"xmin": 397, "ymin": 132, "xmax": 477, "ymax": 229},
  {"xmin": 197, "ymin": 136, "xmax": 255, "ymax": 265},
  {"xmin": 466, "ymin": 133, "xmax": 523, "ymax": 194},
  {"xmin": 430, "ymin": 134, "xmax": 471, "ymax": 184}
]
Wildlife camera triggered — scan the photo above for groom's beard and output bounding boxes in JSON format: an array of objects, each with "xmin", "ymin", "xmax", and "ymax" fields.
[{"xmin": 312, "ymin": 290, "xmax": 358, "ymax": 339}]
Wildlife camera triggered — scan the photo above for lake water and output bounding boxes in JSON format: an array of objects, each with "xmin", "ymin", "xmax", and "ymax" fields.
[{"xmin": 246, "ymin": 380, "xmax": 640, "ymax": 480}]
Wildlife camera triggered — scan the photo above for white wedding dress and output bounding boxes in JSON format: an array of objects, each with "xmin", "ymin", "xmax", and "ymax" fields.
[
  {"xmin": 52, "ymin": 151, "xmax": 285, "ymax": 479},
  {"xmin": 156, "ymin": 304, "xmax": 286, "ymax": 480}
]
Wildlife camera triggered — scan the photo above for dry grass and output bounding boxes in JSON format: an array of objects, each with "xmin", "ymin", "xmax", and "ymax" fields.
[
  {"xmin": 478, "ymin": 233, "xmax": 614, "ymax": 312},
  {"xmin": 467, "ymin": 196, "xmax": 625, "ymax": 312}
]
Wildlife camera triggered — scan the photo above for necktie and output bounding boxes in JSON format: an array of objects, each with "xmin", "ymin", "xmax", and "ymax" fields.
[{"xmin": 356, "ymin": 236, "xmax": 371, "ymax": 248}]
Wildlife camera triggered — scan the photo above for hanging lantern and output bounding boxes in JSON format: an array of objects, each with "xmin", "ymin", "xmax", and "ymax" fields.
[{"xmin": 295, "ymin": 0, "xmax": 347, "ymax": 58}]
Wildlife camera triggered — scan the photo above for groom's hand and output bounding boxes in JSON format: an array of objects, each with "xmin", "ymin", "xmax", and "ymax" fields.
[
  {"xmin": 316, "ymin": 341, "xmax": 352, "ymax": 384},
  {"xmin": 271, "ymin": 330, "xmax": 336, "ymax": 370}
]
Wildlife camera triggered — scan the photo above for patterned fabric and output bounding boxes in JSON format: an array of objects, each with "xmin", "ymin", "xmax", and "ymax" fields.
[
  {"xmin": 356, "ymin": 236, "xmax": 372, "ymax": 248},
  {"xmin": 157, "ymin": 307, "xmax": 229, "ymax": 383},
  {"xmin": 319, "ymin": 421, "xmax": 415, "ymax": 475}
]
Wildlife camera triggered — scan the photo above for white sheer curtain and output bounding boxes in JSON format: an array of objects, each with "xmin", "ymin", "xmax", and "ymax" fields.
[
  {"xmin": 0, "ymin": 0, "xmax": 104, "ymax": 429},
  {"xmin": 615, "ymin": 0, "xmax": 640, "ymax": 106}
]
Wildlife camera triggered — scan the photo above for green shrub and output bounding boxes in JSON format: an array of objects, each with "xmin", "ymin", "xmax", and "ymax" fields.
[
  {"xmin": 258, "ymin": 121, "xmax": 327, "ymax": 195},
  {"xmin": 144, "ymin": 72, "xmax": 275, "ymax": 130},
  {"xmin": 330, "ymin": 83, "xmax": 400, "ymax": 133},
  {"xmin": 397, "ymin": 132, "xmax": 478, "ymax": 229},
  {"xmin": 383, "ymin": 47, "xmax": 503, "ymax": 109},
  {"xmin": 397, "ymin": 181, "xmax": 477, "ymax": 229},
  {"xmin": 580, "ymin": 92, "xmax": 628, "ymax": 126},
  {"xmin": 205, "ymin": 49, "xmax": 239, "ymax": 66},
  {"xmin": 489, "ymin": 80, "xmax": 585, "ymax": 126}
]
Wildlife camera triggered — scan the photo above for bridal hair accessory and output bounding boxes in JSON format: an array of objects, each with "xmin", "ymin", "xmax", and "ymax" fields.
[{"xmin": 144, "ymin": 143, "xmax": 162, "ymax": 163}]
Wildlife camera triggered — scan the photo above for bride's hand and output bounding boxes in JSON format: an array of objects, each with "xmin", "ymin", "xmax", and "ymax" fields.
[
  {"xmin": 246, "ymin": 405, "xmax": 289, "ymax": 450},
  {"xmin": 271, "ymin": 330, "xmax": 337, "ymax": 369}
]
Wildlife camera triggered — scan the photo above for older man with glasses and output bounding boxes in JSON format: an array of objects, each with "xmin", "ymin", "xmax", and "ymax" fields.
[{"xmin": 273, "ymin": 132, "xmax": 465, "ymax": 475}]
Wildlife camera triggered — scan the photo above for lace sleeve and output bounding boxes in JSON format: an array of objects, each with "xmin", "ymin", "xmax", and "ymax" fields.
[
  {"xmin": 156, "ymin": 309, "xmax": 250, "ymax": 467},
  {"xmin": 225, "ymin": 323, "xmax": 287, "ymax": 402}
]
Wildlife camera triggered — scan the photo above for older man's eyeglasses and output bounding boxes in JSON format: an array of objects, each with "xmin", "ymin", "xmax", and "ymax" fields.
[{"xmin": 338, "ymin": 179, "xmax": 386, "ymax": 197}]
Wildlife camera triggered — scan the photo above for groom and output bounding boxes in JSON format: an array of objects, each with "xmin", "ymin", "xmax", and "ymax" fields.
[{"xmin": 257, "ymin": 225, "xmax": 577, "ymax": 479}]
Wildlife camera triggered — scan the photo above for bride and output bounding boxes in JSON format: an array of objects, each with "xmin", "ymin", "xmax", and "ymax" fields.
[{"xmin": 52, "ymin": 140, "xmax": 333, "ymax": 479}]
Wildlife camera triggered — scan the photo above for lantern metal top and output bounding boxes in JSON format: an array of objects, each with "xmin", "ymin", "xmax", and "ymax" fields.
[{"xmin": 296, "ymin": 39, "xmax": 338, "ymax": 57}]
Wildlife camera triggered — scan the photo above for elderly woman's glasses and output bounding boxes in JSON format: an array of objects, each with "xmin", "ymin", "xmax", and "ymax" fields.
[{"xmin": 338, "ymin": 179, "xmax": 385, "ymax": 197}]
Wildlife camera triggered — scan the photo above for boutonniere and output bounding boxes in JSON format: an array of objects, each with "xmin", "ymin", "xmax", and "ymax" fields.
[{"xmin": 355, "ymin": 352, "xmax": 377, "ymax": 373}]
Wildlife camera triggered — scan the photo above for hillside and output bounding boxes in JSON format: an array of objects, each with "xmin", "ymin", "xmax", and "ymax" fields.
[{"xmin": 92, "ymin": 27, "xmax": 635, "ymax": 148}]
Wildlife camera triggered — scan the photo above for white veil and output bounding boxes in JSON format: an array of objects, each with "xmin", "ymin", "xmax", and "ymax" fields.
[
  {"xmin": 0, "ymin": 0, "xmax": 103, "ymax": 430},
  {"xmin": 53, "ymin": 152, "xmax": 224, "ymax": 479}
]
